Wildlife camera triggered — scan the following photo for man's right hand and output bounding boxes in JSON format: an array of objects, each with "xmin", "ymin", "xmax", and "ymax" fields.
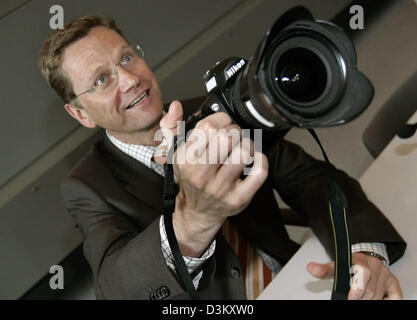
[{"xmin": 159, "ymin": 101, "xmax": 268, "ymax": 257}]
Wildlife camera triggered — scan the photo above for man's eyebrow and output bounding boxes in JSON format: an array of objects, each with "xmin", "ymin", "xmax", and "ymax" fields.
[
  {"xmin": 119, "ymin": 44, "xmax": 131, "ymax": 54},
  {"xmin": 86, "ymin": 45, "xmax": 131, "ymax": 83}
]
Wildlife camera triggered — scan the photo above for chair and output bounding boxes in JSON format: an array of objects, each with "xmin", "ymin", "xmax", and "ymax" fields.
[{"xmin": 363, "ymin": 70, "xmax": 417, "ymax": 158}]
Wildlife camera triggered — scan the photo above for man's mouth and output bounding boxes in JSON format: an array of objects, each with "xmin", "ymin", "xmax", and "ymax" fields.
[{"xmin": 127, "ymin": 90, "xmax": 150, "ymax": 110}]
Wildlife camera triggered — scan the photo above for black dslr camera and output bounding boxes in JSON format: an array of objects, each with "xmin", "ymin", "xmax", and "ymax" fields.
[
  {"xmin": 165, "ymin": 7, "xmax": 368, "ymax": 300},
  {"xmin": 184, "ymin": 6, "xmax": 374, "ymax": 133}
]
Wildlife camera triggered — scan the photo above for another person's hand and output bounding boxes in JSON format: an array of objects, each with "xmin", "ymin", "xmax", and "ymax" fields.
[
  {"xmin": 307, "ymin": 252, "xmax": 403, "ymax": 300},
  {"xmin": 159, "ymin": 101, "xmax": 268, "ymax": 257}
]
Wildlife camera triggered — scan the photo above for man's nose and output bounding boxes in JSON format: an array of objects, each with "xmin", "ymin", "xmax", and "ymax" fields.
[{"xmin": 117, "ymin": 67, "xmax": 141, "ymax": 93}]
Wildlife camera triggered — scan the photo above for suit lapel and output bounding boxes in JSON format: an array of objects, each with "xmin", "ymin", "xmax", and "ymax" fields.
[{"xmin": 99, "ymin": 136, "xmax": 165, "ymax": 212}]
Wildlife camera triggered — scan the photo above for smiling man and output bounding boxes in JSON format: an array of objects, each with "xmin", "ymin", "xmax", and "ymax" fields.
[
  {"xmin": 60, "ymin": 26, "xmax": 164, "ymax": 145},
  {"xmin": 39, "ymin": 15, "xmax": 406, "ymax": 300}
]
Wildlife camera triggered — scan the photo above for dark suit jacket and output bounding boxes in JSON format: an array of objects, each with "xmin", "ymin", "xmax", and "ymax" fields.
[{"xmin": 60, "ymin": 97, "xmax": 406, "ymax": 300}]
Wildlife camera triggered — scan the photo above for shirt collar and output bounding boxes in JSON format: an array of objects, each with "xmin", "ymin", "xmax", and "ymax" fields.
[{"xmin": 105, "ymin": 130, "xmax": 157, "ymax": 169}]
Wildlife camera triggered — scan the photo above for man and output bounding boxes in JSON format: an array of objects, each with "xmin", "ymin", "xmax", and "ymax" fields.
[{"xmin": 39, "ymin": 15, "xmax": 406, "ymax": 300}]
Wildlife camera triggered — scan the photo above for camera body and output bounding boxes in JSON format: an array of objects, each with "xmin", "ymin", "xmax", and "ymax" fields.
[{"xmin": 184, "ymin": 6, "xmax": 374, "ymax": 134}]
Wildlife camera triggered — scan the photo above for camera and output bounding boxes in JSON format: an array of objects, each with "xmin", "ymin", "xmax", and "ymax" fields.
[
  {"xmin": 167, "ymin": 7, "xmax": 369, "ymax": 300},
  {"xmin": 184, "ymin": 6, "xmax": 374, "ymax": 134}
]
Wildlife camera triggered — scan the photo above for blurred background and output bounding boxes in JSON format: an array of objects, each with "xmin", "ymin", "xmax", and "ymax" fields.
[{"xmin": 0, "ymin": 0, "xmax": 416, "ymax": 300}]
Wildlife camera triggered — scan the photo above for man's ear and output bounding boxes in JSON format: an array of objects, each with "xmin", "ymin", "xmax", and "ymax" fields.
[{"xmin": 64, "ymin": 104, "xmax": 97, "ymax": 129}]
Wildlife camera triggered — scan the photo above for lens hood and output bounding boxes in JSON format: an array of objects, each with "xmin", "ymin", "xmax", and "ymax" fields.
[{"xmin": 250, "ymin": 6, "xmax": 374, "ymax": 128}]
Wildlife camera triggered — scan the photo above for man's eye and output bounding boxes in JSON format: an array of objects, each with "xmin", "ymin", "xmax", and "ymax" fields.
[
  {"xmin": 95, "ymin": 74, "xmax": 109, "ymax": 87},
  {"xmin": 121, "ymin": 53, "xmax": 133, "ymax": 65}
]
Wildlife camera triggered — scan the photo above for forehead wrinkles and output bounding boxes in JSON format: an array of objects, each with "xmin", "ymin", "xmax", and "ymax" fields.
[{"xmin": 63, "ymin": 39, "xmax": 121, "ymax": 88}]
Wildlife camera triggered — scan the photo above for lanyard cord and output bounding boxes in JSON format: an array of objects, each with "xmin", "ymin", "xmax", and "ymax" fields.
[
  {"xmin": 163, "ymin": 135, "xmax": 201, "ymax": 300},
  {"xmin": 308, "ymin": 129, "xmax": 352, "ymax": 300}
]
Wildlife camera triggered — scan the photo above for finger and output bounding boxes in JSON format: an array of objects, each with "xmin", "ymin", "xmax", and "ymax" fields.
[
  {"xmin": 214, "ymin": 138, "xmax": 254, "ymax": 188},
  {"xmin": 184, "ymin": 114, "xmax": 235, "ymax": 165},
  {"xmin": 181, "ymin": 124, "xmax": 241, "ymax": 170},
  {"xmin": 181, "ymin": 126, "xmax": 211, "ymax": 165},
  {"xmin": 228, "ymin": 152, "xmax": 268, "ymax": 203},
  {"xmin": 359, "ymin": 262, "xmax": 381, "ymax": 300},
  {"xmin": 361, "ymin": 276, "xmax": 378, "ymax": 300},
  {"xmin": 159, "ymin": 100, "xmax": 184, "ymax": 150},
  {"xmin": 384, "ymin": 276, "xmax": 403, "ymax": 300},
  {"xmin": 223, "ymin": 135, "xmax": 254, "ymax": 166},
  {"xmin": 372, "ymin": 274, "xmax": 386, "ymax": 300},
  {"xmin": 306, "ymin": 262, "xmax": 335, "ymax": 279},
  {"xmin": 193, "ymin": 112, "xmax": 232, "ymax": 133},
  {"xmin": 348, "ymin": 265, "xmax": 371, "ymax": 300},
  {"xmin": 207, "ymin": 125, "xmax": 243, "ymax": 165}
]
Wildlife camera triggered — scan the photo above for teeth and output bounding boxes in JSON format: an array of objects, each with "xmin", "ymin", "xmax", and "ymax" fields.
[{"xmin": 127, "ymin": 91, "xmax": 148, "ymax": 109}]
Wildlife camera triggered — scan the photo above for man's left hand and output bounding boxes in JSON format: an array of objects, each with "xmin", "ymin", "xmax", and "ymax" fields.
[{"xmin": 307, "ymin": 253, "xmax": 403, "ymax": 300}]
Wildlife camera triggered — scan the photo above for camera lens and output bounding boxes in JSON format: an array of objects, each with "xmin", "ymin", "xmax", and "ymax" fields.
[{"xmin": 274, "ymin": 48, "xmax": 327, "ymax": 103}]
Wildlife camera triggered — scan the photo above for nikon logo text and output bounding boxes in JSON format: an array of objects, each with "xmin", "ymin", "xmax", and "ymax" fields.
[{"xmin": 226, "ymin": 59, "xmax": 246, "ymax": 80}]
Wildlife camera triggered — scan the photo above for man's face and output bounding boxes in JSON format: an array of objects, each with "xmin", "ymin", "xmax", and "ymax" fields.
[{"xmin": 62, "ymin": 26, "xmax": 164, "ymax": 139}]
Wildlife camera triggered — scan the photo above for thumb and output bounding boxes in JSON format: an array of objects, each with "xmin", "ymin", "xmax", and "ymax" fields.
[
  {"xmin": 159, "ymin": 100, "xmax": 184, "ymax": 149},
  {"xmin": 306, "ymin": 262, "xmax": 335, "ymax": 279}
]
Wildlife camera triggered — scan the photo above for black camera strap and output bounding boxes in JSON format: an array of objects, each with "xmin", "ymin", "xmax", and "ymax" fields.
[
  {"xmin": 163, "ymin": 135, "xmax": 201, "ymax": 300},
  {"xmin": 308, "ymin": 129, "xmax": 352, "ymax": 300}
]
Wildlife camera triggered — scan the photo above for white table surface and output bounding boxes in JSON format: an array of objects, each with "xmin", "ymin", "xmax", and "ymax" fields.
[{"xmin": 258, "ymin": 110, "xmax": 417, "ymax": 300}]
